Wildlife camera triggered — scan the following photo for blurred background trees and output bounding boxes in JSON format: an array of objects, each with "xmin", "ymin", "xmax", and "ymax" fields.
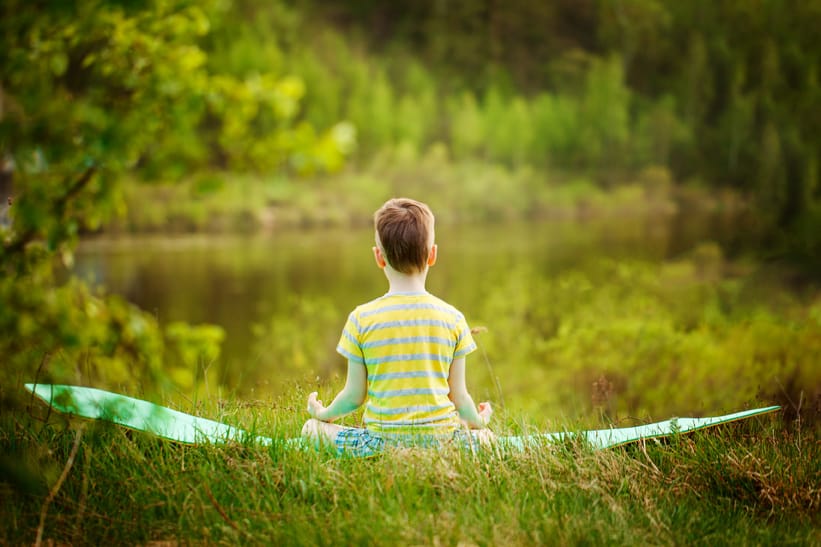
[{"xmin": 292, "ymin": 0, "xmax": 819, "ymax": 246}]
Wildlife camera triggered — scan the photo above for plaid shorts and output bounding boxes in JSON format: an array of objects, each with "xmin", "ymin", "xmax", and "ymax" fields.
[{"xmin": 334, "ymin": 427, "xmax": 480, "ymax": 458}]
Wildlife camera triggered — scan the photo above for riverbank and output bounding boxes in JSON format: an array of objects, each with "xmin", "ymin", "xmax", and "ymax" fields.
[
  {"xmin": 105, "ymin": 157, "xmax": 746, "ymax": 234},
  {"xmin": 1, "ymin": 401, "xmax": 817, "ymax": 545}
]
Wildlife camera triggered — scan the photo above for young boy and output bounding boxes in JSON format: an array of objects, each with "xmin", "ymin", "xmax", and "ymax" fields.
[{"xmin": 302, "ymin": 198, "xmax": 493, "ymax": 456}]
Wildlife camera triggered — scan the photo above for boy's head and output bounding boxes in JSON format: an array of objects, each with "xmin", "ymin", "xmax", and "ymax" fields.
[{"xmin": 373, "ymin": 198, "xmax": 436, "ymax": 274}]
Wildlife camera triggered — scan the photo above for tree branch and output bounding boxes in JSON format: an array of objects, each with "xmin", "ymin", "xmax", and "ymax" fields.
[
  {"xmin": 1, "ymin": 165, "xmax": 97, "ymax": 258},
  {"xmin": 35, "ymin": 426, "xmax": 84, "ymax": 547}
]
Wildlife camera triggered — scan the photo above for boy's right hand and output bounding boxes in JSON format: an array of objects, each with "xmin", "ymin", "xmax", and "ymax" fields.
[
  {"xmin": 478, "ymin": 401, "xmax": 493, "ymax": 426},
  {"xmin": 307, "ymin": 391, "xmax": 326, "ymax": 420}
]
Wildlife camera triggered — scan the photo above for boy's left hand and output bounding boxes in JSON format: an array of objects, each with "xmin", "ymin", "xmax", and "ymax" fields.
[{"xmin": 307, "ymin": 391, "xmax": 327, "ymax": 420}]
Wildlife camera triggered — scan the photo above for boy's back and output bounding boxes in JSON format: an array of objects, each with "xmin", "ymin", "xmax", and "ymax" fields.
[
  {"xmin": 337, "ymin": 291, "xmax": 476, "ymax": 433},
  {"xmin": 303, "ymin": 198, "xmax": 492, "ymax": 454}
]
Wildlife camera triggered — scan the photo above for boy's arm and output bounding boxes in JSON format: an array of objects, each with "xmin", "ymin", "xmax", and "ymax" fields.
[
  {"xmin": 307, "ymin": 360, "xmax": 367, "ymax": 422},
  {"xmin": 447, "ymin": 357, "xmax": 492, "ymax": 429}
]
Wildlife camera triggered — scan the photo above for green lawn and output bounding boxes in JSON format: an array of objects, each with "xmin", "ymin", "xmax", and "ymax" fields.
[{"xmin": 1, "ymin": 400, "xmax": 817, "ymax": 545}]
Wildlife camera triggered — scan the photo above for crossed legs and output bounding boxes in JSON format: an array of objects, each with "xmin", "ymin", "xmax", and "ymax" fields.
[{"xmin": 302, "ymin": 418, "xmax": 496, "ymax": 449}]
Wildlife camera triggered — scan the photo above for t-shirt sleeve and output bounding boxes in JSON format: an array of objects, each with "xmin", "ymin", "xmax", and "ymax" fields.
[
  {"xmin": 454, "ymin": 313, "xmax": 477, "ymax": 358},
  {"xmin": 336, "ymin": 311, "xmax": 365, "ymax": 364}
]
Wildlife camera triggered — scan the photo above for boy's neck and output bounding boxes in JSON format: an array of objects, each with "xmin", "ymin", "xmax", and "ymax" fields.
[{"xmin": 384, "ymin": 267, "xmax": 428, "ymax": 294}]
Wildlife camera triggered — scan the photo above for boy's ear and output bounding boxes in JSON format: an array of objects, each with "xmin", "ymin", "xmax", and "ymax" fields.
[
  {"xmin": 427, "ymin": 244, "xmax": 438, "ymax": 267},
  {"xmin": 373, "ymin": 246, "xmax": 387, "ymax": 269}
]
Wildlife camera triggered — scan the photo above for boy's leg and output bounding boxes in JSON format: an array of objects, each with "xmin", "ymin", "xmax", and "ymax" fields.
[{"xmin": 301, "ymin": 418, "xmax": 344, "ymax": 444}]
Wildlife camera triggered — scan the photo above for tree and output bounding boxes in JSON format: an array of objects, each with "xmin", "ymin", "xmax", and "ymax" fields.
[{"xmin": 0, "ymin": 0, "xmax": 352, "ymax": 402}]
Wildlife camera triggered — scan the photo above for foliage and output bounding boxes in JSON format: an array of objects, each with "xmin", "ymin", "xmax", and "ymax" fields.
[
  {"xmin": 164, "ymin": 322, "xmax": 225, "ymax": 390},
  {"xmin": 0, "ymin": 0, "xmax": 352, "ymax": 402},
  {"xmin": 469, "ymin": 257, "xmax": 821, "ymax": 420},
  {"xmin": 0, "ymin": 0, "xmax": 214, "ymax": 401}
]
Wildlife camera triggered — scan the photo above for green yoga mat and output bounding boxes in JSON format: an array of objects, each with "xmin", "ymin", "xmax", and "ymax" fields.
[{"xmin": 25, "ymin": 383, "xmax": 780, "ymax": 452}]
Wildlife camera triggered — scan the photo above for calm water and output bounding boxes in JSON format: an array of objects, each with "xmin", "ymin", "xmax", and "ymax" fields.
[{"xmin": 74, "ymin": 213, "xmax": 741, "ymax": 404}]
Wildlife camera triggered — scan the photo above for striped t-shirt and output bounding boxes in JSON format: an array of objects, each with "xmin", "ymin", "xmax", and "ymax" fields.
[{"xmin": 336, "ymin": 291, "xmax": 477, "ymax": 434}]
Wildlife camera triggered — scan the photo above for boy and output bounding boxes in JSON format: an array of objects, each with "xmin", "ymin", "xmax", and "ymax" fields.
[{"xmin": 302, "ymin": 198, "xmax": 493, "ymax": 456}]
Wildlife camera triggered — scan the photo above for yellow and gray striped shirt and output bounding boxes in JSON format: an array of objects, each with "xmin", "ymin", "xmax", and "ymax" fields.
[{"xmin": 336, "ymin": 292, "xmax": 477, "ymax": 434}]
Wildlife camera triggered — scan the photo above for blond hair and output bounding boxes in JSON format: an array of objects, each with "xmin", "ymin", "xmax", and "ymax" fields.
[{"xmin": 374, "ymin": 198, "xmax": 435, "ymax": 274}]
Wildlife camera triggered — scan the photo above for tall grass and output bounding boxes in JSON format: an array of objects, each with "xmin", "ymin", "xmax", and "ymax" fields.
[{"xmin": 1, "ymin": 396, "xmax": 818, "ymax": 545}]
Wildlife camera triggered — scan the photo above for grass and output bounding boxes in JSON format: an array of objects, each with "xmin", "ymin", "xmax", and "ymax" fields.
[{"xmin": 1, "ymin": 394, "xmax": 818, "ymax": 545}]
